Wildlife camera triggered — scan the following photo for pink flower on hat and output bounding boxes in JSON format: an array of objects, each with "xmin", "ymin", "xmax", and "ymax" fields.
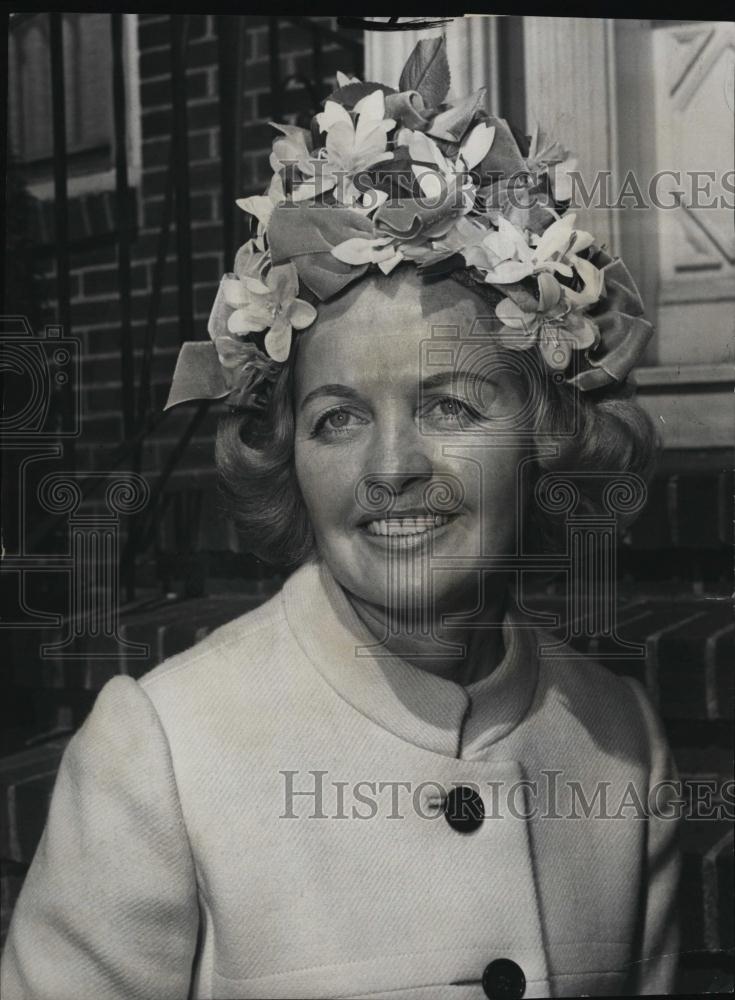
[
  {"xmin": 223, "ymin": 262, "xmax": 317, "ymax": 363},
  {"xmin": 496, "ymin": 272, "xmax": 600, "ymax": 371},
  {"xmin": 291, "ymin": 90, "xmax": 396, "ymax": 205}
]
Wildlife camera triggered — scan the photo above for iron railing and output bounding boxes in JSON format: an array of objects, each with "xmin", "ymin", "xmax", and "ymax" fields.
[{"xmin": 6, "ymin": 13, "xmax": 363, "ymax": 599}]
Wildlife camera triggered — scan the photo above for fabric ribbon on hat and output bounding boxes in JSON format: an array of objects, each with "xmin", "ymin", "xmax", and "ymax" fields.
[
  {"xmin": 164, "ymin": 341, "xmax": 227, "ymax": 410},
  {"xmin": 268, "ymin": 204, "xmax": 374, "ymax": 301},
  {"xmin": 570, "ymin": 254, "xmax": 653, "ymax": 391}
]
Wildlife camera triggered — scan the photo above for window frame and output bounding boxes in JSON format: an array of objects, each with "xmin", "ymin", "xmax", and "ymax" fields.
[{"xmin": 9, "ymin": 13, "xmax": 142, "ymax": 201}]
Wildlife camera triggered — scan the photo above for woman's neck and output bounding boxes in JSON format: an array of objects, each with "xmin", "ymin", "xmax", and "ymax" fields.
[{"xmin": 344, "ymin": 580, "xmax": 509, "ymax": 687}]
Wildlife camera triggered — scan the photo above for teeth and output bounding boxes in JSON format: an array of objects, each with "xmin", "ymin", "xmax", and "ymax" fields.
[{"xmin": 364, "ymin": 515, "xmax": 450, "ymax": 537}]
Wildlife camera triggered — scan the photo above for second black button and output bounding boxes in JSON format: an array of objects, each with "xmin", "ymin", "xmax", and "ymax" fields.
[{"xmin": 444, "ymin": 785, "xmax": 484, "ymax": 833}]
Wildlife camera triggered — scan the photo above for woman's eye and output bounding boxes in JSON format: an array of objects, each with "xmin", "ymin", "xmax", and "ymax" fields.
[
  {"xmin": 437, "ymin": 398, "xmax": 464, "ymax": 416},
  {"xmin": 423, "ymin": 396, "xmax": 482, "ymax": 428},
  {"xmin": 311, "ymin": 407, "xmax": 366, "ymax": 438}
]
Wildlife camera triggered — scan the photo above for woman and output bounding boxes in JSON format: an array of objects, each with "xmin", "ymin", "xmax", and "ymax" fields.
[{"xmin": 2, "ymin": 40, "xmax": 680, "ymax": 1000}]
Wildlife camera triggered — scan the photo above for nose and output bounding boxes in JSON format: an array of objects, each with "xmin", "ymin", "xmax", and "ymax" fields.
[{"xmin": 361, "ymin": 413, "xmax": 434, "ymax": 506}]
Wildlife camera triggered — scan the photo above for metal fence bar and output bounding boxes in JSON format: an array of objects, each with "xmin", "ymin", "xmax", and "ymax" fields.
[
  {"xmin": 170, "ymin": 15, "xmax": 193, "ymax": 345},
  {"xmin": 311, "ymin": 21, "xmax": 323, "ymax": 104},
  {"xmin": 48, "ymin": 15, "xmax": 70, "ymax": 335},
  {"xmin": 268, "ymin": 17, "xmax": 282, "ymax": 123},
  {"xmin": 0, "ymin": 16, "xmax": 9, "ymax": 315},
  {"xmin": 137, "ymin": 172, "xmax": 174, "ymax": 427},
  {"xmin": 16, "ymin": 14, "xmax": 365, "ymax": 591},
  {"xmin": 137, "ymin": 14, "xmax": 192, "ymax": 428},
  {"xmin": 110, "ymin": 13, "xmax": 134, "ymax": 439},
  {"xmin": 497, "ymin": 16, "xmax": 526, "ymax": 132},
  {"xmin": 217, "ymin": 16, "xmax": 245, "ymax": 265},
  {"xmin": 119, "ymin": 400, "xmax": 211, "ymax": 577},
  {"xmin": 48, "ymin": 13, "xmax": 75, "ymax": 470}
]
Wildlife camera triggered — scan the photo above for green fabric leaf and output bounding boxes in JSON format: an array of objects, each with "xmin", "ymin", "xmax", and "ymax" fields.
[
  {"xmin": 267, "ymin": 204, "xmax": 374, "ymax": 300},
  {"xmin": 475, "ymin": 117, "xmax": 526, "ymax": 179},
  {"xmin": 428, "ymin": 88, "xmax": 488, "ymax": 143},
  {"xmin": 398, "ymin": 38, "xmax": 450, "ymax": 108},
  {"xmin": 323, "ymin": 82, "xmax": 397, "ymax": 110},
  {"xmin": 165, "ymin": 342, "xmax": 229, "ymax": 409}
]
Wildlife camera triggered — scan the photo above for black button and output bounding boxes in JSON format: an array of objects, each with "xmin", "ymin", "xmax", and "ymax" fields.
[
  {"xmin": 482, "ymin": 959, "xmax": 526, "ymax": 1000},
  {"xmin": 444, "ymin": 785, "xmax": 484, "ymax": 833}
]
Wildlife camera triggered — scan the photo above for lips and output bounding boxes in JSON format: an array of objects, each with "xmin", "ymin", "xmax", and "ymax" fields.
[
  {"xmin": 360, "ymin": 512, "xmax": 454, "ymax": 543},
  {"xmin": 363, "ymin": 514, "xmax": 451, "ymax": 537}
]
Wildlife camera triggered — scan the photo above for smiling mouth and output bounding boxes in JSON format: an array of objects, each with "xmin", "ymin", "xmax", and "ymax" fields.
[{"xmin": 361, "ymin": 514, "xmax": 454, "ymax": 537}]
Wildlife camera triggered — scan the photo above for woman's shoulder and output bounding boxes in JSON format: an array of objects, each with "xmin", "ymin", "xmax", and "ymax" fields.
[
  {"xmin": 80, "ymin": 576, "xmax": 316, "ymax": 771},
  {"xmin": 136, "ymin": 579, "xmax": 302, "ymax": 715},
  {"xmin": 530, "ymin": 629, "xmax": 670, "ymax": 770},
  {"xmin": 141, "ymin": 583, "xmax": 287, "ymax": 686}
]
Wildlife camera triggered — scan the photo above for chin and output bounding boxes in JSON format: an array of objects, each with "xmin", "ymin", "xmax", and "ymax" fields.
[{"xmin": 338, "ymin": 551, "xmax": 476, "ymax": 617}]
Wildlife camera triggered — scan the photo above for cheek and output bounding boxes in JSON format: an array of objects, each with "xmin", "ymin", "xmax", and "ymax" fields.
[
  {"xmin": 474, "ymin": 444, "xmax": 525, "ymax": 528},
  {"xmin": 294, "ymin": 438, "xmax": 354, "ymax": 536}
]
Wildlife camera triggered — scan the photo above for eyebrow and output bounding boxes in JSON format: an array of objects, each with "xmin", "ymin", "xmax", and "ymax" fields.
[
  {"xmin": 299, "ymin": 371, "xmax": 497, "ymax": 412},
  {"xmin": 299, "ymin": 384, "xmax": 362, "ymax": 411},
  {"xmin": 421, "ymin": 370, "xmax": 497, "ymax": 391}
]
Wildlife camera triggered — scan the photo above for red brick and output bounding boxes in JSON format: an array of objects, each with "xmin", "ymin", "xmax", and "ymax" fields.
[
  {"xmin": 81, "ymin": 413, "xmax": 124, "ymax": 442},
  {"xmin": 143, "ymin": 156, "xmax": 214, "ymax": 206},
  {"xmin": 85, "ymin": 385, "xmax": 123, "ymax": 413},
  {"xmin": 70, "ymin": 243, "xmax": 119, "ymax": 268},
  {"xmin": 293, "ymin": 47, "xmax": 353, "ymax": 82},
  {"xmin": 143, "ymin": 130, "xmax": 211, "ymax": 170},
  {"xmin": 82, "ymin": 263, "xmax": 149, "ymax": 298},
  {"xmin": 161, "ymin": 254, "xmax": 221, "ymax": 287},
  {"xmin": 141, "ymin": 68, "xmax": 208, "ymax": 108},
  {"xmin": 42, "ymin": 273, "xmax": 81, "ymax": 303},
  {"xmin": 186, "ymin": 38, "xmax": 218, "ymax": 71},
  {"xmin": 138, "ymin": 17, "xmax": 171, "ymax": 51},
  {"xmin": 186, "ymin": 223, "xmax": 226, "ymax": 255},
  {"xmin": 82, "ymin": 348, "xmax": 178, "ymax": 386},
  {"xmin": 256, "ymin": 86, "xmax": 314, "ymax": 120},
  {"xmin": 131, "ymin": 288, "xmax": 179, "ymax": 323},
  {"xmin": 250, "ymin": 26, "xmax": 270, "ymax": 61},
  {"xmin": 194, "ymin": 284, "xmax": 220, "ymax": 315},
  {"xmin": 142, "ymin": 107, "xmax": 173, "ymax": 142},
  {"xmin": 139, "ymin": 46, "xmax": 171, "ymax": 82},
  {"xmin": 141, "ymin": 196, "xmax": 166, "ymax": 230},
  {"xmin": 71, "ymin": 298, "xmax": 120, "ymax": 328},
  {"xmin": 140, "ymin": 75, "xmax": 173, "ymax": 107},
  {"xmin": 138, "ymin": 15, "xmax": 212, "ymax": 52},
  {"xmin": 139, "ymin": 319, "xmax": 187, "ymax": 352},
  {"xmin": 186, "ymin": 99, "xmax": 221, "ymax": 132},
  {"xmin": 82, "ymin": 315, "xmax": 170, "ymax": 356},
  {"xmin": 142, "ymin": 137, "xmax": 174, "ymax": 171},
  {"xmin": 142, "ymin": 168, "xmax": 171, "ymax": 199}
]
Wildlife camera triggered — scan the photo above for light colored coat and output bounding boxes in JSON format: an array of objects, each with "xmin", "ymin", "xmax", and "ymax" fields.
[{"xmin": 2, "ymin": 557, "xmax": 680, "ymax": 999}]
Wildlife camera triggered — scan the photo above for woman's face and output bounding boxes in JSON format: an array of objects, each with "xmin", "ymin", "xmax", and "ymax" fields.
[{"xmin": 293, "ymin": 271, "xmax": 530, "ymax": 615}]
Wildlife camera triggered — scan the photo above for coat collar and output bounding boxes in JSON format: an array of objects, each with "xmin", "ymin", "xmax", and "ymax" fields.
[{"xmin": 282, "ymin": 557, "xmax": 539, "ymax": 760}]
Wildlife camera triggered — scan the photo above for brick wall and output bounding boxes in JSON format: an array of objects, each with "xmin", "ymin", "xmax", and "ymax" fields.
[{"xmin": 29, "ymin": 14, "xmax": 356, "ymax": 489}]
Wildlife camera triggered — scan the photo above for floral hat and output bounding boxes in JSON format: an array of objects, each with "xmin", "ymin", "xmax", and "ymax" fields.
[{"xmin": 166, "ymin": 37, "xmax": 652, "ymax": 412}]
